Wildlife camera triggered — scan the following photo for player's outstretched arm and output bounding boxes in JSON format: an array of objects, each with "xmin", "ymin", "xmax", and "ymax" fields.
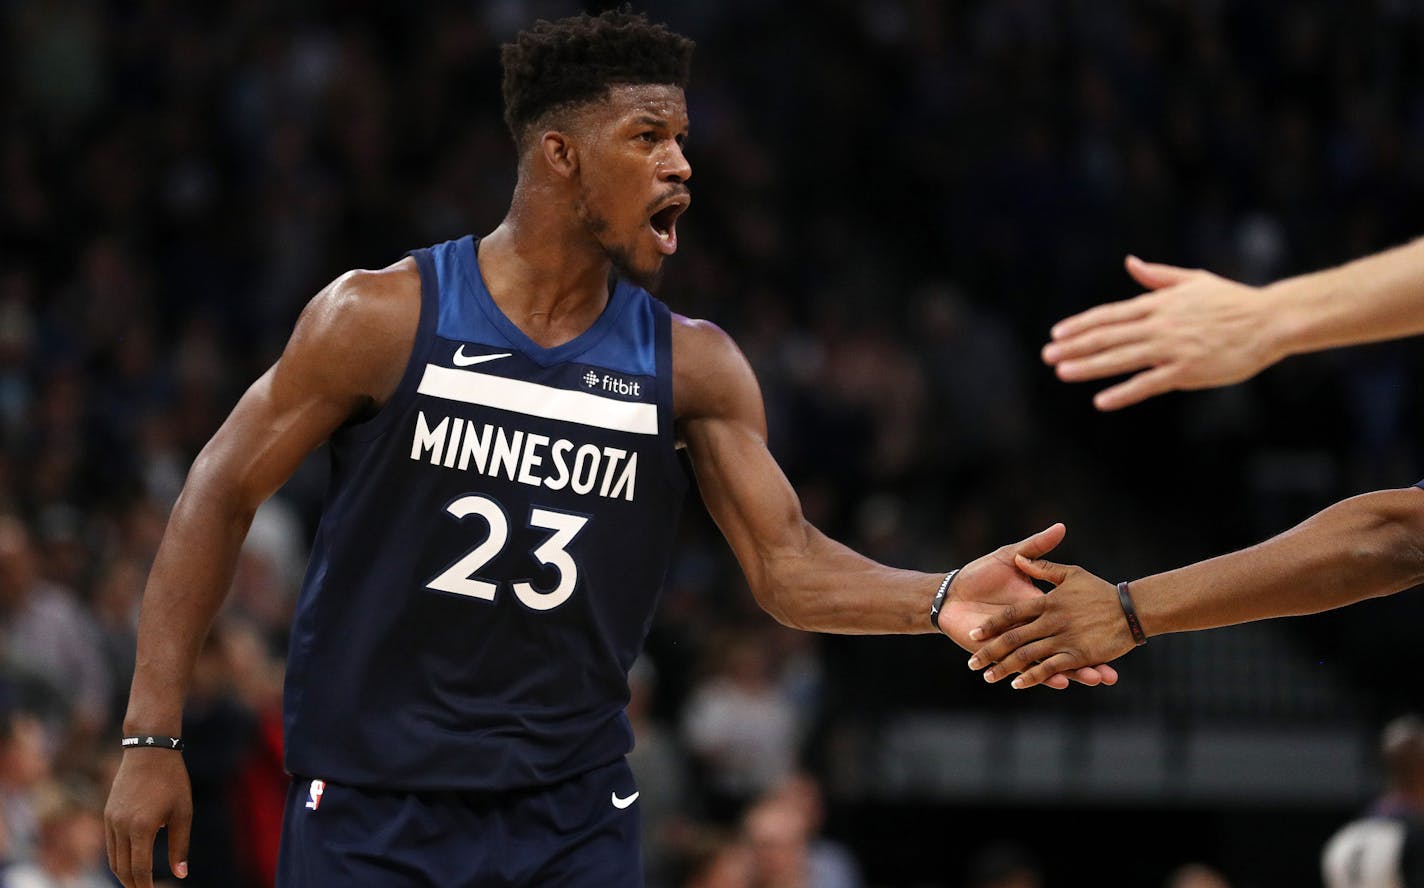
[
  {"xmin": 104, "ymin": 262, "xmax": 418, "ymax": 888},
  {"xmin": 1048, "ymin": 238, "xmax": 1424, "ymax": 411},
  {"xmin": 965, "ymin": 486, "xmax": 1424, "ymax": 689},
  {"xmin": 671, "ymin": 316, "xmax": 1117, "ymax": 690}
]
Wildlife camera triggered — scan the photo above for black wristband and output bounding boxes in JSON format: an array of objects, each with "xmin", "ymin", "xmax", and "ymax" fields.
[
  {"xmin": 1116, "ymin": 581, "xmax": 1148, "ymax": 646},
  {"xmin": 121, "ymin": 735, "xmax": 184, "ymax": 751},
  {"xmin": 929, "ymin": 568, "xmax": 961, "ymax": 632}
]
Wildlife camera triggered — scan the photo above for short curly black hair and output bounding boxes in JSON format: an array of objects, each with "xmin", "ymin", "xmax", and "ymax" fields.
[{"xmin": 501, "ymin": 8, "xmax": 694, "ymax": 148}]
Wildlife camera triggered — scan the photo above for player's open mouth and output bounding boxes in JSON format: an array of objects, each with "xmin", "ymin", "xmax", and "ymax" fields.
[{"xmin": 648, "ymin": 197, "xmax": 688, "ymax": 256}]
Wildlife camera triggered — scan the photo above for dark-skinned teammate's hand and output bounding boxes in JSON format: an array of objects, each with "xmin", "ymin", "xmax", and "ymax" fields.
[
  {"xmin": 938, "ymin": 524, "xmax": 1119, "ymax": 690},
  {"xmin": 966, "ymin": 555, "xmax": 1137, "ymax": 689}
]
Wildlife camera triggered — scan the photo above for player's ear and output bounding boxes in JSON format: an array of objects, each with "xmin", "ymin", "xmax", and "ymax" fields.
[{"xmin": 540, "ymin": 130, "xmax": 578, "ymax": 179}]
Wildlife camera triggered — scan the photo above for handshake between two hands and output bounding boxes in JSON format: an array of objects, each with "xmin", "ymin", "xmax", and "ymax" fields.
[{"xmin": 943, "ymin": 522, "xmax": 1142, "ymax": 691}]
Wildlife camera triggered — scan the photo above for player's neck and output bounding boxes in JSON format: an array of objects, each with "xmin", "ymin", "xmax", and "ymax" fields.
[{"xmin": 478, "ymin": 215, "xmax": 613, "ymax": 348}]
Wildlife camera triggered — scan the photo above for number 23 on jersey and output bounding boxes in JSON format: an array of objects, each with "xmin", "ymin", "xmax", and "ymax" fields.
[{"xmin": 426, "ymin": 494, "xmax": 588, "ymax": 611}]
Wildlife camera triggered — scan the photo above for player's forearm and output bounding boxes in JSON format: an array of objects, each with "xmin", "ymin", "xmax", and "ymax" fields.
[
  {"xmin": 1265, "ymin": 237, "xmax": 1424, "ymax": 359},
  {"xmin": 1134, "ymin": 488, "xmax": 1424, "ymax": 637},
  {"xmin": 749, "ymin": 524, "xmax": 939, "ymax": 634},
  {"xmin": 122, "ymin": 463, "xmax": 258, "ymax": 734}
]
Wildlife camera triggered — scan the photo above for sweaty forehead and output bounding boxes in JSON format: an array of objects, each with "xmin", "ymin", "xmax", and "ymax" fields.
[{"xmin": 597, "ymin": 83, "xmax": 688, "ymax": 128}]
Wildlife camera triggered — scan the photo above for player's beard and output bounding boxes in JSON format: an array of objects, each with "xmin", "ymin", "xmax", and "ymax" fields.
[
  {"xmin": 604, "ymin": 241, "xmax": 662, "ymax": 291},
  {"xmin": 575, "ymin": 193, "xmax": 663, "ymax": 291}
]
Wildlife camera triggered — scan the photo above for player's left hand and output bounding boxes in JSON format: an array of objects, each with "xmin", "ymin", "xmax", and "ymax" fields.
[
  {"xmin": 965, "ymin": 554, "xmax": 1137, "ymax": 689},
  {"xmin": 938, "ymin": 523, "xmax": 1119, "ymax": 690}
]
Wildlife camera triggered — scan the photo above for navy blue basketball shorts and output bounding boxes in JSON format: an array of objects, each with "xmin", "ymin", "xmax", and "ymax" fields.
[{"xmin": 275, "ymin": 758, "xmax": 642, "ymax": 887}]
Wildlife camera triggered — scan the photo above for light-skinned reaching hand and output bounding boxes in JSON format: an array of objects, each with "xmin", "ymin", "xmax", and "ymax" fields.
[
  {"xmin": 1047, "ymin": 239, "xmax": 1424, "ymax": 410},
  {"xmin": 1044, "ymin": 256, "xmax": 1279, "ymax": 411}
]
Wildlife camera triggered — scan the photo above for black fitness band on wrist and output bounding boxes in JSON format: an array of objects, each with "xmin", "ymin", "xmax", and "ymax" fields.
[
  {"xmin": 929, "ymin": 568, "xmax": 961, "ymax": 632},
  {"xmin": 1116, "ymin": 581, "xmax": 1148, "ymax": 646},
  {"xmin": 121, "ymin": 735, "xmax": 185, "ymax": 751}
]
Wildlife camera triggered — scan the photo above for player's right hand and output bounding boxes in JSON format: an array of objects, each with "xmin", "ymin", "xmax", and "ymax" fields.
[
  {"xmin": 1044, "ymin": 255, "xmax": 1279, "ymax": 411},
  {"xmin": 105, "ymin": 748, "xmax": 192, "ymax": 887}
]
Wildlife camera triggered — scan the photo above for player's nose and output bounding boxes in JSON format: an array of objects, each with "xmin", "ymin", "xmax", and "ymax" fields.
[{"xmin": 659, "ymin": 144, "xmax": 691, "ymax": 184}]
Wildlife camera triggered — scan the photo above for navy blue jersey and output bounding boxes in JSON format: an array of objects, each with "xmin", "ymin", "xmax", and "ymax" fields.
[{"xmin": 283, "ymin": 235, "xmax": 687, "ymax": 792}]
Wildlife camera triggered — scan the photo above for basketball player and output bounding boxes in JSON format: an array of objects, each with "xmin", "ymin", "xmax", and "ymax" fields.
[
  {"xmin": 103, "ymin": 11, "xmax": 1116, "ymax": 887},
  {"xmin": 1322, "ymin": 715, "xmax": 1424, "ymax": 888}
]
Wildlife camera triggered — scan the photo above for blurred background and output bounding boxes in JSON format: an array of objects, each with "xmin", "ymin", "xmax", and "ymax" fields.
[{"xmin": 4, "ymin": 0, "xmax": 1424, "ymax": 886}]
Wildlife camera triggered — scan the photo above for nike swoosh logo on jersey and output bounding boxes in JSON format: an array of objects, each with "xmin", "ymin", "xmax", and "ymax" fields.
[
  {"xmin": 452, "ymin": 346, "xmax": 512, "ymax": 367},
  {"xmin": 611, "ymin": 791, "xmax": 639, "ymax": 809}
]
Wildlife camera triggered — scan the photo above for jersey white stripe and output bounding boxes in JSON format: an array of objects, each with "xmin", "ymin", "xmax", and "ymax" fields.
[{"xmin": 416, "ymin": 364, "xmax": 658, "ymax": 436}]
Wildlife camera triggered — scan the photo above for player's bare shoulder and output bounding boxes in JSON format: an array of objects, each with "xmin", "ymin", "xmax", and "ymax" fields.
[
  {"xmin": 670, "ymin": 313, "xmax": 765, "ymax": 434},
  {"xmin": 284, "ymin": 257, "xmax": 422, "ymax": 410}
]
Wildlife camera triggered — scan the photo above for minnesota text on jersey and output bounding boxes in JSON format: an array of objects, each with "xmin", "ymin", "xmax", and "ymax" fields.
[{"xmin": 410, "ymin": 411, "xmax": 641, "ymax": 502}]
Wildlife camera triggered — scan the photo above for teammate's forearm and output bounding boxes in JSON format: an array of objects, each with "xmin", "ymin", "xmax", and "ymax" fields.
[
  {"xmin": 1133, "ymin": 488, "xmax": 1424, "ymax": 637},
  {"xmin": 123, "ymin": 467, "xmax": 257, "ymax": 734},
  {"xmin": 749, "ymin": 525, "xmax": 937, "ymax": 635},
  {"xmin": 1265, "ymin": 237, "xmax": 1424, "ymax": 359}
]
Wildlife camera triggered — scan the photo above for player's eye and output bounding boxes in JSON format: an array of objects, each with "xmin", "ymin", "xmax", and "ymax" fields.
[{"xmin": 636, "ymin": 131, "xmax": 657, "ymax": 143}]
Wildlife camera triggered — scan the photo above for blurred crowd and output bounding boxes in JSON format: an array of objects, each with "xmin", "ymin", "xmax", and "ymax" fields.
[{"xmin": 4, "ymin": 0, "xmax": 1424, "ymax": 885}]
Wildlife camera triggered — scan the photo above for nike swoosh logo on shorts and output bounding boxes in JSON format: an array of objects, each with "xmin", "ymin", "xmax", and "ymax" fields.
[
  {"xmin": 453, "ymin": 346, "xmax": 512, "ymax": 367},
  {"xmin": 611, "ymin": 791, "xmax": 640, "ymax": 809}
]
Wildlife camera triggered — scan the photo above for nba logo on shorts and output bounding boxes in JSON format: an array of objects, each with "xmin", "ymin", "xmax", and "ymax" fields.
[{"xmin": 305, "ymin": 779, "xmax": 325, "ymax": 811}]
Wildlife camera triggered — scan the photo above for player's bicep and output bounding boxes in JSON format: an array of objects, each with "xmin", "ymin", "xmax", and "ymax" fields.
[
  {"xmin": 188, "ymin": 268, "xmax": 414, "ymax": 511},
  {"xmin": 683, "ymin": 413, "xmax": 808, "ymax": 575},
  {"xmin": 189, "ymin": 363, "xmax": 353, "ymax": 512},
  {"xmin": 675, "ymin": 317, "xmax": 809, "ymax": 589}
]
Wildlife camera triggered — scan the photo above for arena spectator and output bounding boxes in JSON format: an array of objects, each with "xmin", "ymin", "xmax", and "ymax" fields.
[{"xmin": 1, "ymin": 782, "xmax": 108, "ymax": 888}]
